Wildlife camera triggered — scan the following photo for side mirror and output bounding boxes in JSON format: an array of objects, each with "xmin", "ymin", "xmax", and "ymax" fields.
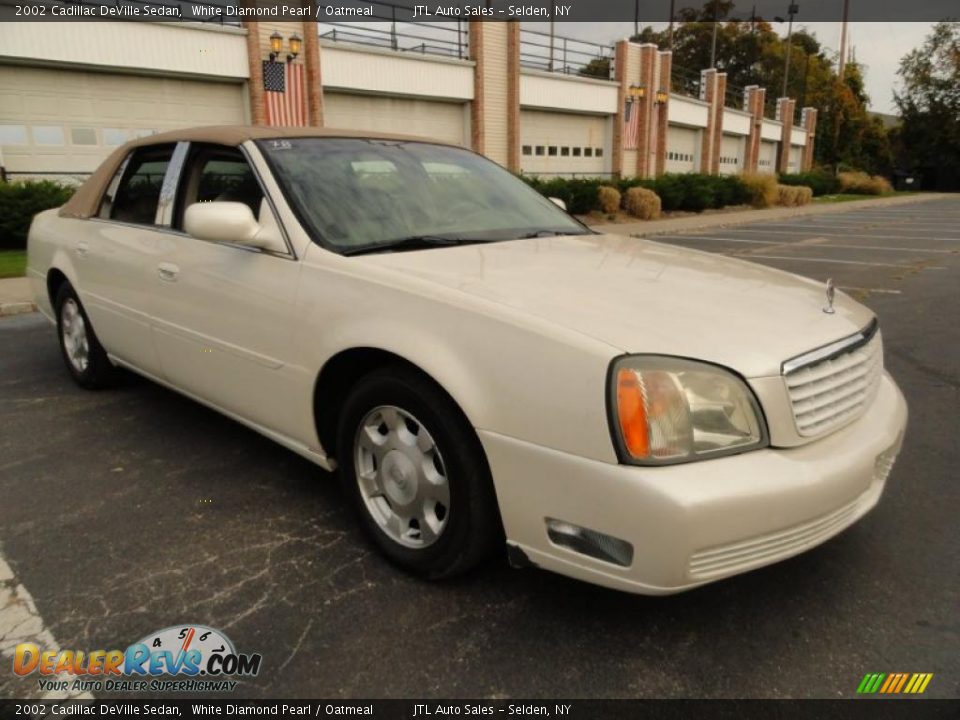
[
  {"xmin": 185, "ymin": 201, "xmax": 259, "ymax": 245},
  {"xmin": 549, "ymin": 197, "xmax": 567, "ymax": 211}
]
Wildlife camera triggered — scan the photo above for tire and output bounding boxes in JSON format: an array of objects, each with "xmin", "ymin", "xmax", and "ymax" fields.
[
  {"xmin": 54, "ymin": 282, "xmax": 120, "ymax": 389},
  {"xmin": 337, "ymin": 365, "xmax": 502, "ymax": 579}
]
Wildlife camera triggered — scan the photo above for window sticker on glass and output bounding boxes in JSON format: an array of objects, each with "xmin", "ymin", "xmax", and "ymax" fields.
[{"xmin": 269, "ymin": 140, "xmax": 292, "ymax": 150}]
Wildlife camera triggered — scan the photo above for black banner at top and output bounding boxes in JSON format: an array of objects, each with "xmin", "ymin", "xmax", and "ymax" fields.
[{"xmin": 0, "ymin": 0, "xmax": 958, "ymax": 23}]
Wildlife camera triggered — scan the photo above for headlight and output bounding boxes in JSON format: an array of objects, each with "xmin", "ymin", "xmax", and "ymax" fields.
[{"xmin": 608, "ymin": 356, "xmax": 768, "ymax": 465}]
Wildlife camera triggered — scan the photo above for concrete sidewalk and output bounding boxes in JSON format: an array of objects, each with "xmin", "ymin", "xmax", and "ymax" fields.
[
  {"xmin": 588, "ymin": 193, "xmax": 950, "ymax": 238},
  {"xmin": 0, "ymin": 277, "xmax": 35, "ymax": 317}
]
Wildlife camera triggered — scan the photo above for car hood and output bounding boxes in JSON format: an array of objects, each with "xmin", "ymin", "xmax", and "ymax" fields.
[{"xmin": 362, "ymin": 233, "xmax": 875, "ymax": 377}]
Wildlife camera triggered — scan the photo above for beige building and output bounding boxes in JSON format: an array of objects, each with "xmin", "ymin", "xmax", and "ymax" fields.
[{"xmin": 0, "ymin": 20, "xmax": 816, "ymax": 183}]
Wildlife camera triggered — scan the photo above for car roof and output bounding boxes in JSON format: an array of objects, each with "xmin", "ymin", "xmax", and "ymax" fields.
[{"xmin": 60, "ymin": 125, "xmax": 461, "ymax": 219}]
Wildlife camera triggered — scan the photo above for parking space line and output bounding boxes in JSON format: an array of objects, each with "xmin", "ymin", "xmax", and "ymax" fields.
[
  {"xmin": 654, "ymin": 236, "xmax": 954, "ymax": 254},
  {"xmin": 0, "ymin": 551, "xmax": 94, "ymax": 700},
  {"xmin": 741, "ymin": 255, "xmax": 918, "ymax": 268},
  {"xmin": 840, "ymin": 287, "xmax": 903, "ymax": 295},
  {"xmin": 717, "ymin": 228, "xmax": 960, "ymax": 241}
]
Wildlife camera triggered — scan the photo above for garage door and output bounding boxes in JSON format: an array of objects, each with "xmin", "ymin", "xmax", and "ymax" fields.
[
  {"xmin": 324, "ymin": 93, "xmax": 467, "ymax": 147},
  {"xmin": 788, "ymin": 145, "xmax": 803, "ymax": 173},
  {"xmin": 666, "ymin": 126, "xmax": 698, "ymax": 173},
  {"xmin": 758, "ymin": 140, "xmax": 778, "ymax": 174},
  {"xmin": 0, "ymin": 66, "xmax": 246, "ymax": 179},
  {"xmin": 719, "ymin": 133, "xmax": 745, "ymax": 175},
  {"xmin": 520, "ymin": 110, "xmax": 609, "ymax": 176}
]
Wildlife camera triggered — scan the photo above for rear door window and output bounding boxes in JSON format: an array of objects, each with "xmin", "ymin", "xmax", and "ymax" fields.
[{"xmin": 101, "ymin": 144, "xmax": 175, "ymax": 225}]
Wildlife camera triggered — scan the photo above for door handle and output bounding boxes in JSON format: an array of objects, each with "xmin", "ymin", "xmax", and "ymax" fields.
[
  {"xmin": 158, "ymin": 263, "xmax": 180, "ymax": 282},
  {"xmin": 76, "ymin": 240, "xmax": 90, "ymax": 256}
]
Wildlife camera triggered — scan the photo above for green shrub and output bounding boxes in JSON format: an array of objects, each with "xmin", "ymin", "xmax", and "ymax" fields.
[
  {"xmin": 779, "ymin": 168, "xmax": 840, "ymax": 196},
  {"xmin": 739, "ymin": 173, "xmax": 779, "ymax": 208},
  {"xmin": 521, "ymin": 176, "xmax": 605, "ymax": 215},
  {"xmin": 0, "ymin": 180, "xmax": 76, "ymax": 250}
]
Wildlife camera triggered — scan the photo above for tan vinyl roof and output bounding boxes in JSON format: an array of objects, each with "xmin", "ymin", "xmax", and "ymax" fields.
[{"xmin": 60, "ymin": 125, "xmax": 456, "ymax": 219}]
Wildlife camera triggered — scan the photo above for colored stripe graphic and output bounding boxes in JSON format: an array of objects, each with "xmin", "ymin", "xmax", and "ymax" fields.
[{"xmin": 857, "ymin": 672, "xmax": 933, "ymax": 694}]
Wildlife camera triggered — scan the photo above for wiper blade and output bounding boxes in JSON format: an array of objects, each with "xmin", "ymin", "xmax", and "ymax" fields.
[
  {"xmin": 518, "ymin": 230, "xmax": 584, "ymax": 239},
  {"xmin": 342, "ymin": 235, "xmax": 478, "ymax": 256}
]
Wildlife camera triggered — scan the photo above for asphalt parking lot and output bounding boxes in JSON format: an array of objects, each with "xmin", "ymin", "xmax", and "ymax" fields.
[{"xmin": 1, "ymin": 197, "xmax": 958, "ymax": 700}]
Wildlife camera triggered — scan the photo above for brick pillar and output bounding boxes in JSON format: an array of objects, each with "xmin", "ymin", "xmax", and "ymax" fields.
[
  {"xmin": 743, "ymin": 85, "xmax": 765, "ymax": 173},
  {"xmin": 654, "ymin": 50, "xmax": 672, "ymax": 177},
  {"xmin": 698, "ymin": 69, "xmax": 716, "ymax": 174},
  {"xmin": 302, "ymin": 21, "xmax": 323, "ymax": 126},
  {"xmin": 801, "ymin": 107, "xmax": 818, "ymax": 170},
  {"xmin": 506, "ymin": 22, "xmax": 521, "ymax": 172},
  {"xmin": 469, "ymin": 21, "xmax": 513, "ymax": 167},
  {"xmin": 776, "ymin": 97, "xmax": 796, "ymax": 174},
  {"xmin": 244, "ymin": 21, "xmax": 266, "ymax": 125},
  {"xmin": 710, "ymin": 73, "xmax": 727, "ymax": 174},
  {"xmin": 612, "ymin": 40, "xmax": 629, "ymax": 179},
  {"xmin": 636, "ymin": 44, "xmax": 658, "ymax": 178}
]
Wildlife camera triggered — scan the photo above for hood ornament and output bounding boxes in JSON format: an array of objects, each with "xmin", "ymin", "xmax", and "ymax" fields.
[{"xmin": 823, "ymin": 278, "xmax": 836, "ymax": 314}]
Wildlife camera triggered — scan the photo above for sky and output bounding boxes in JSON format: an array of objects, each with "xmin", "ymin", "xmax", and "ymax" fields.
[{"xmin": 521, "ymin": 21, "xmax": 935, "ymax": 114}]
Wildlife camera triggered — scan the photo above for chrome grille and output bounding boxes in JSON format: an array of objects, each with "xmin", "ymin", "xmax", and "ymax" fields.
[{"xmin": 783, "ymin": 324, "xmax": 883, "ymax": 438}]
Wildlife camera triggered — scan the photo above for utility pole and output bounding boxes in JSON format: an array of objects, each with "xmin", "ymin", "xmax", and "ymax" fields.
[
  {"xmin": 838, "ymin": 0, "xmax": 850, "ymax": 81},
  {"xmin": 779, "ymin": 3, "xmax": 799, "ymax": 98},
  {"xmin": 668, "ymin": 0, "xmax": 675, "ymax": 50},
  {"xmin": 634, "ymin": 0, "xmax": 639, "ymax": 38},
  {"xmin": 549, "ymin": 13, "xmax": 555, "ymax": 71},
  {"xmin": 709, "ymin": 0, "xmax": 719, "ymax": 69}
]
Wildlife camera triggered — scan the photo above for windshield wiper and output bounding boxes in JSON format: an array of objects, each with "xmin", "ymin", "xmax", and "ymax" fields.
[
  {"xmin": 342, "ymin": 235, "xmax": 480, "ymax": 256},
  {"xmin": 517, "ymin": 230, "xmax": 586, "ymax": 239}
]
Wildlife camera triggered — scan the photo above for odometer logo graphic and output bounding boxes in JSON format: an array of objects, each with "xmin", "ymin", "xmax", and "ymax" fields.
[{"xmin": 129, "ymin": 624, "xmax": 261, "ymax": 677}]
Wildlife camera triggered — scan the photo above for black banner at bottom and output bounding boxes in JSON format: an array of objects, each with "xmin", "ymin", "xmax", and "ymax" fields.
[{"xmin": 2, "ymin": 699, "xmax": 959, "ymax": 720}]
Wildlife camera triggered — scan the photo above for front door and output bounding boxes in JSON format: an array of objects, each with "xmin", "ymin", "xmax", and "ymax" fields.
[{"xmin": 148, "ymin": 143, "xmax": 305, "ymax": 440}]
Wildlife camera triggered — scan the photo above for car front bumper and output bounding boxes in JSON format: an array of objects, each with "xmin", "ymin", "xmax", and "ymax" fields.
[{"xmin": 479, "ymin": 371, "xmax": 907, "ymax": 595}]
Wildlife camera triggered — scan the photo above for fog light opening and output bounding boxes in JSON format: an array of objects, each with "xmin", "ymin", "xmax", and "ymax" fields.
[{"xmin": 545, "ymin": 518, "xmax": 634, "ymax": 568}]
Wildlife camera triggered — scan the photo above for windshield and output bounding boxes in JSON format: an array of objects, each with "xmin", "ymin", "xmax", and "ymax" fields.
[{"xmin": 258, "ymin": 138, "xmax": 589, "ymax": 253}]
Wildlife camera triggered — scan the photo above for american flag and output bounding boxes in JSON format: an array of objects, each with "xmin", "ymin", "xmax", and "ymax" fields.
[
  {"xmin": 263, "ymin": 60, "xmax": 306, "ymax": 127},
  {"xmin": 623, "ymin": 99, "xmax": 641, "ymax": 150}
]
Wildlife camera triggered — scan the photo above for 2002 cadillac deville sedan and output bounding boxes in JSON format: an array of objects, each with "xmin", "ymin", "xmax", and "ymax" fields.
[{"xmin": 27, "ymin": 127, "xmax": 907, "ymax": 594}]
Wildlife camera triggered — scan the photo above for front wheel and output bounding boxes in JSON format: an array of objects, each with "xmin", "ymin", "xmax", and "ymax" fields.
[
  {"xmin": 55, "ymin": 282, "xmax": 120, "ymax": 389},
  {"xmin": 337, "ymin": 366, "xmax": 502, "ymax": 579}
]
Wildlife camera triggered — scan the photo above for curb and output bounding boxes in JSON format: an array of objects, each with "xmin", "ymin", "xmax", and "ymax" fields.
[
  {"xmin": 592, "ymin": 193, "xmax": 950, "ymax": 239},
  {"xmin": 0, "ymin": 302, "xmax": 36, "ymax": 317}
]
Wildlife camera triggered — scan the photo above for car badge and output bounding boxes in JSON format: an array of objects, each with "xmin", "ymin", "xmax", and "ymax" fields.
[{"xmin": 823, "ymin": 278, "xmax": 836, "ymax": 314}]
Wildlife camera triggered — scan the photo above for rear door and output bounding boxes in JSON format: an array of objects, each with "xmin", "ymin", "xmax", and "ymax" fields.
[
  {"xmin": 149, "ymin": 143, "xmax": 305, "ymax": 439},
  {"xmin": 77, "ymin": 143, "xmax": 179, "ymax": 375}
]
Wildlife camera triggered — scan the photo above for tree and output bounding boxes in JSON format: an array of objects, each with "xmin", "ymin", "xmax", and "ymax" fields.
[
  {"xmin": 894, "ymin": 21, "xmax": 960, "ymax": 190},
  {"xmin": 631, "ymin": 2, "xmax": 892, "ymax": 173}
]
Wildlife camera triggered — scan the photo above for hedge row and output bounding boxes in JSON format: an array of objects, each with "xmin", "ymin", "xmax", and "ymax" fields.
[
  {"xmin": 0, "ymin": 180, "xmax": 76, "ymax": 251},
  {"xmin": 777, "ymin": 168, "xmax": 840, "ymax": 196},
  {"xmin": 523, "ymin": 173, "xmax": 753, "ymax": 215}
]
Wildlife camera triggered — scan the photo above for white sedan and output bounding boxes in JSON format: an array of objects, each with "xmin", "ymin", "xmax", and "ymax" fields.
[{"xmin": 27, "ymin": 127, "xmax": 907, "ymax": 594}]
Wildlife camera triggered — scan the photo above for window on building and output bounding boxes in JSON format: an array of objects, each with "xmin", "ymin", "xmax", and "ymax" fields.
[
  {"xmin": 560, "ymin": 147, "xmax": 570, "ymax": 157},
  {"xmin": 0, "ymin": 124, "xmax": 28, "ymax": 145},
  {"xmin": 100, "ymin": 144, "xmax": 175, "ymax": 225},
  {"xmin": 522, "ymin": 145, "xmax": 532, "ymax": 156},
  {"xmin": 548, "ymin": 146, "xmax": 558, "ymax": 156},
  {"xmin": 70, "ymin": 128, "xmax": 97, "ymax": 146},
  {"xmin": 32, "ymin": 126, "xmax": 65, "ymax": 145},
  {"xmin": 572, "ymin": 147, "xmax": 582, "ymax": 157},
  {"xmin": 535, "ymin": 146, "xmax": 545, "ymax": 156},
  {"xmin": 595, "ymin": 148, "xmax": 603, "ymax": 157},
  {"xmin": 584, "ymin": 148, "xmax": 593, "ymax": 157},
  {"xmin": 103, "ymin": 129, "xmax": 129, "ymax": 146}
]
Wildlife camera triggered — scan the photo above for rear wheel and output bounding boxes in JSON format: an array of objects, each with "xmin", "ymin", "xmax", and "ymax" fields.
[
  {"xmin": 55, "ymin": 282, "xmax": 120, "ymax": 389},
  {"xmin": 337, "ymin": 366, "xmax": 501, "ymax": 578}
]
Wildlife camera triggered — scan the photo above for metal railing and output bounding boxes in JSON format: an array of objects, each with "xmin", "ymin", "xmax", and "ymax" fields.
[
  {"xmin": 671, "ymin": 65, "xmax": 703, "ymax": 99},
  {"xmin": 519, "ymin": 29, "xmax": 614, "ymax": 80},
  {"xmin": 318, "ymin": 1, "xmax": 468, "ymax": 60}
]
